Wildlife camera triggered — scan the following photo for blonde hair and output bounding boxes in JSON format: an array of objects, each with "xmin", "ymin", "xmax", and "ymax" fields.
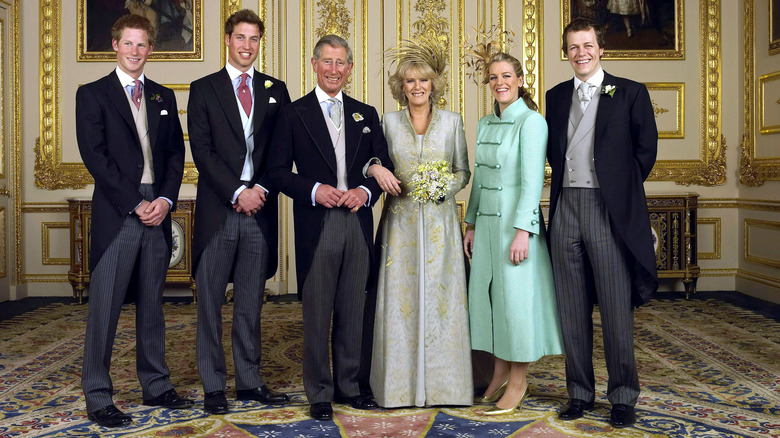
[
  {"xmin": 483, "ymin": 52, "xmax": 538, "ymax": 112},
  {"xmin": 388, "ymin": 61, "xmax": 446, "ymax": 107}
]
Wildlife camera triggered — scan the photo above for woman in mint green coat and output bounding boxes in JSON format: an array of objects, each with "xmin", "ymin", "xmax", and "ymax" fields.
[{"xmin": 463, "ymin": 53, "xmax": 563, "ymax": 415}]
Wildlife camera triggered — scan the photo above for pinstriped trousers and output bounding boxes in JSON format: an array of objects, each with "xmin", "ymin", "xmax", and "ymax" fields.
[
  {"xmin": 195, "ymin": 211, "xmax": 268, "ymax": 393},
  {"xmin": 82, "ymin": 184, "xmax": 173, "ymax": 413},
  {"xmin": 550, "ymin": 188, "xmax": 640, "ymax": 406},
  {"xmin": 302, "ymin": 208, "xmax": 369, "ymax": 404}
]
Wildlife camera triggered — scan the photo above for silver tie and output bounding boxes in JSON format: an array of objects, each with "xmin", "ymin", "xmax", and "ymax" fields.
[
  {"xmin": 578, "ymin": 82, "xmax": 593, "ymax": 112},
  {"xmin": 327, "ymin": 97, "xmax": 342, "ymax": 128}
]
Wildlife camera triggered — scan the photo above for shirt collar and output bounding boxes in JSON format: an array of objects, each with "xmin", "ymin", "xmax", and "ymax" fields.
[
  {"xmin": 115, "ymin": 66, "xmax": 145, "ymax": 88},
  {"xmin": 315, "ymin": 85, "xmax": 343, "ymax": 105},
  {"xmin": 573, "ymin": 67, "xmax": 604, "ymax": 91},
  {"xmin": 226, "ymin": 63, "xmax": 255, "ymax": 82}
]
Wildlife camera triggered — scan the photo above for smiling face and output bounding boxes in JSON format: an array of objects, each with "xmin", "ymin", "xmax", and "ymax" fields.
[
  {"xmin": 312, "ymin": 44, "xmax": 353, "ymax": 97},
  {"xmin": 225, "ymin": 22, "xmax": 261, "ymax": 71},
  {"xmin": 488, "ymin": 61, "xmax": 523, "ymax": 113},
  {"xmin": 402, "ymin": 69, "xmax": 432, "ymax": 109},
  {"xmin": 566, "ymin": 28, "xmax": 604, "ymax": 81},
  {"xmin": 112, "ymin": 28, "xmax": 153, "ymax": 79}
]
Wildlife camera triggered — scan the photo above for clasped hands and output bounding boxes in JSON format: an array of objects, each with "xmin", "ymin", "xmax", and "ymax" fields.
[
  {"xmin": 134, "ymin": 198, "xmax": 170, "ymax": 227},
  {"xmin": 233, "ymin": 186, "xmax": 266, "ymax": 216},
  {"xmin": 316, "ymin": 185, "xmax": 367, "ymax": 212}
]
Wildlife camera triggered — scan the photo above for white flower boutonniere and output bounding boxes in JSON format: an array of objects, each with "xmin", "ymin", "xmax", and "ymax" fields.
[
  {"xmin": 362, "ymin": 126, "xmax": 371, "ymax": 134},
  {"xmin": 264, "ymin": 80, "xmax": 273, "ymax": 89},
  {"xmin": 352, "ymin": 112, "xmax": 364, "ymax": 122},
  {"xmin": 602, "ymin": 84, "xmax": 617, "ymax": 97}
]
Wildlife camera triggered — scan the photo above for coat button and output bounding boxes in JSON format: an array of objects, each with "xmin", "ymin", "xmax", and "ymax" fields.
[
  {"xmin": 568, "ymin": 168, "xmax": 573, "ymax": 172},
  {"xmin": 531, "ymin": 219, "xmax": 538, "ymax": 225},
  {"xmin": 496, "ymin": 212, "xmax": 502, "ymax": 217},
  {"xmin": 475, "ymin": 163, "xmax": 480, "ymax": 167},
  {"xmin": 479, "ymin": 184, "xmax": 483, "ymax": 189},
  {"xmin": 498, "ymin": 186, "xmax": 503, "ymax": 191},
  {"xmin": 476, "ymin": 212, "xmax": 481, "ymax": 216},
  {"xmin": 533, "ymin": 209, "xmax": 538, "ymax": 214},
  {"xmin": 496, "ymin": 164, "xmax": 502, "ymax": 169},
  {"xmin": 137, "ymin": 164, "xmax": 143, "ymax": 168},
  {"xmin": 239, "ymin": 154, "xmax": 245, "ymax": 159}
]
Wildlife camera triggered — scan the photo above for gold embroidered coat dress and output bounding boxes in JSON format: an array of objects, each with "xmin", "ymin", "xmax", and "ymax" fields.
[
  {"xmin": 370, "ymin": 108, "xmax": 473, "ymax": 407},
  {"xmin": 465, "ymin": 99, "xmax": 564, "ymax": 362}
]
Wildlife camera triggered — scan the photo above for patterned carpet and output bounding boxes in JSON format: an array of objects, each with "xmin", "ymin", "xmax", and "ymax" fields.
[{"xmin": 0, "ymin": 298, "xmax": 778, "ymax": 437}]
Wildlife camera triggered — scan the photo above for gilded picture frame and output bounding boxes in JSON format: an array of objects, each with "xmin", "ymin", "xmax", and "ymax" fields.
[
  {"xmin": 771, "ymin": 0, "xmax": 780, "ymax": 55},
  {"xmin": 645, "ymin": 82, "xmax": 685, "ymax": 139},
  {"xmin": 561, "ymin": 0, "xmax": 684, "ymax": 60},
  {"xmin": 77, "ymin": 0, "xmax": 203, "ymax": 61}
]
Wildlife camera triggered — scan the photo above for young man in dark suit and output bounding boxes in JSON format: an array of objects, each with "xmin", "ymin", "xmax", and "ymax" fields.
[
  {"xmin": 545, "ymin": 17, "xmax": 658, "ymax": 428},
  {"xmin": 76, "ymin": 14, "xmax": 189, "ymax": 428},
  {"xmin": 267, "ymin": 34, "xmax": 393, "ymax": 421},
  {"xmin": 187, "ymin": 9, "xmax": 291, "ymax": 415}
]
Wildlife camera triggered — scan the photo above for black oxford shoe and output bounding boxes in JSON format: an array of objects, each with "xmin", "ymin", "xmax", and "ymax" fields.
[
  {"xmin": 334, "ymin": 394, "xmax": 378, "ymax": 410},
  {"xmin": 236, "ymin": 385, "xmax": 290, "ymax": 405},
  {"xmin": 610, "ymin": 404, "xmax": 636, "ymax": 428},
  {"xmin": 143, "ymin": 389, "xmax": 194, "ymax": 409},
  {"xmin": 87, "ymin": 405, "xmax": 132, "ymax": 428},
  {"xmin": 558, "ymin": 399, "xmax": 594, "ymax": 420},
  {"xmin": 310, "ymin": 402, "xmax": 333, "ymax": 421},
  {"xmin": 203, "ymin": 391, "xmax": 229, "ymax": 415}
]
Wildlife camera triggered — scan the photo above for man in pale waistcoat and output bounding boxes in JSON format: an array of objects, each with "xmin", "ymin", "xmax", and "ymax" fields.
[
  {"xmin": 187, "ymin": 9, "xmax": 291, "ymax": 415},
  {"xmin": 267, "ymin": 34, "xmax": 393, "ymax": 421},
  {"xmin": 76, "ymin": 14, "xmax": 189, "ymax": 428},
  {"xmin": 545, "ymin": 17, "xmax": 658, "ymax": 428}
]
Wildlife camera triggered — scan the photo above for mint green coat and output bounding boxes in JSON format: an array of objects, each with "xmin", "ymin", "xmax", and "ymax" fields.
[{"xmin": 465, "ymin": 98, "xmax": 563, "ymax": 362}]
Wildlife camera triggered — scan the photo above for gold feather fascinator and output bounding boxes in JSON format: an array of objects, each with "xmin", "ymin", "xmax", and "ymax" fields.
[
  {"xmin": 462, "ymin": 23, "xmax": 516, "ymax": 84},
  {"xmin": 384, "ymin": 34, "xmax": 449, "ymax": 78}
]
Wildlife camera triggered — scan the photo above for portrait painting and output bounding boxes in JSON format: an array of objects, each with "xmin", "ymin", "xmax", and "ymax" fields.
[
  {"xmin": 771, "ymin": 0, "xmax": 780, "ymax": 55},
  {"xmin": 78, "ymin": 0, "xmax": 202, "ymax": 61},
  {"xmin": 562, "ymin": 0, "xmax": 683, "ymax": 59}
]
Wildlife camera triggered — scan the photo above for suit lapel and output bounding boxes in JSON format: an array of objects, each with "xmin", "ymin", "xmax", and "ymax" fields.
[
  {"xmin": 212, "ymin": 69, "xmax": 245, "ymax": 139},
  {"xmin": 105, "ymin": 72, "xmax": 137, "ymax": 135},
  {"xmin": 297, "ymin": 91, "xmax": 337, "ymax": 173},
  {"xmin": 252, "ymin": 74, "xmax": 269, "ymax": 137},
  {"xmin": 342, "ymin": 95, "xmax": 362, "ymax": 172},
  {"xmin": 145, "ymin": 81, "xmax": 160, "ymax": 150},
  {"xmin": 594, "ymin": 72, "xmax": 616, "ymax": 145},
  {"xmin": 555, "ymin": 80, "xmax": 574, "ymax": 155}
]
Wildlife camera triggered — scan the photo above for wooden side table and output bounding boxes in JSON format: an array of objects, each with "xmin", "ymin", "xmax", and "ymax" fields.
[{"xmin": 647, "ymin": 193, "xmax": 700, "ymax": 297}]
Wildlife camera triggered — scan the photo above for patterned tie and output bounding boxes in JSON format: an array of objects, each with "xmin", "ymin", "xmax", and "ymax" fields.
[
  {"xmin": 327, "ymin": 97, "xmax": 342, "ymax": 128},
  {"xmin": 238, "ymin": 73, "xmax": 252, "ymax": 117},
  {"xmin": 131, "ymin": 79, "xmax": 143, "ymax": 110},
  {"xmin": 577, "ymin": 82, "xmax": 593, "ymax": 112}
]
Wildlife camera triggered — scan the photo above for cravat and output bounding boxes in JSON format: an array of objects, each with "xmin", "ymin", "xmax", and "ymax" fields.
[
  {"xmin": 327, "ymin": 97, "xmax": 342, "ymax": 128},
  {"xmin": 131, "ymin": 79, "xmax": 143, "ymax": 110},
  {"xmin": 577, "ymin": 82, "xmax": 593, "ymax": 112},
  {"xmin": 238, "ymin": 73, "xmax": 252, "ymax": 117}
]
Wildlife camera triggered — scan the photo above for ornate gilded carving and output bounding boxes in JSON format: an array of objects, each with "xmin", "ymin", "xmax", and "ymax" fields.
[
  {"xmin": 221, "ymin": 0, "xmax": 241, "ymax": 66},
  {"xmin": 12, "ymin": 0, "xmax": 21, "ymax": 283},
  {"xmin": 412, "ymin": 0, "xmax": 448, "ymax": 45},
  {"xmin": 522, "ymin": 0, "xmax": 542, "ymax": 109},
  {"xmin": 316, "ymin": 0, "xmax": 351, "ymax": 38},
  {"xmin": 652, "ymin": 100, "xmax": 670, "ymax": 117}
]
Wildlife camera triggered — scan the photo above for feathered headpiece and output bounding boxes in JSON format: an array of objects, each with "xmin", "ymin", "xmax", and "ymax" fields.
[
  {"xmin": 462, "ymin": 22, "xmax": 516, "ymax": 84},
  {"xmin": 384, "ymin": 34, "xmax": 449, "ymax": 78}
]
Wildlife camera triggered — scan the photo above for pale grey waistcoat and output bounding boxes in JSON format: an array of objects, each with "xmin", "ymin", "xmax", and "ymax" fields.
[
  {"xmin": 563, "ymin": 86, "xmax": 600, "ymax": 188},
  {"xmin": 325, "ymin": 115, "xmax": 348, "ymax": 191},
  {"xmin": 125, "ymin": 89, "xmax": 154, "ymax": 184}
]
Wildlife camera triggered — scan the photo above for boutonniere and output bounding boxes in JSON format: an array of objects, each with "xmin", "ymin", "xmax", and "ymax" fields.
[
  {"xmin": 362, "ymin": 126, "xmax": 371, "ymax": 134},
  {"xmin": 150, "ymin": 93, "xmax": 163, "ymax": 103},
  {"xmin": 601, "ymin": 84, "xmax": 617, "ymax": 98},
  {"xmin": 264, "ymin": 80, "xmax": 273, "ymax": 89},
  {"xmin": 352, "ymin": 112, "xmax": 364, "ymax": 122}
]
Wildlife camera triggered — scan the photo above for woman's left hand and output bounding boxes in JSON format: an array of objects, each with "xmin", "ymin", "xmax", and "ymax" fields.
[{"xmin": 509, "ymin": 229, "xmax": 530, "ymax": 265}]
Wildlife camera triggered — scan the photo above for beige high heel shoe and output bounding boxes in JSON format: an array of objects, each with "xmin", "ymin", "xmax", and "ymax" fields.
[
  {"xmin": 483, "ymin": 384, "xmax": 529, "ymax": 416},
  {"xmin": 474, "ymin": 381, "xmax": 508, "ymax": 404}
]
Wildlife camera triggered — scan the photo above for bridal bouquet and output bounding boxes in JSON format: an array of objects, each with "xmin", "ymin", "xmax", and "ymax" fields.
[{"xmin": 409, "ymin": 160, "xmax": 455, "ymax": 203}]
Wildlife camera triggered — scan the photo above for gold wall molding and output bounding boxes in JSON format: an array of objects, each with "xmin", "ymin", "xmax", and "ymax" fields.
[
  {"xmin": 522, "ymin": 0, "xmax": 542, "ymax": 113},
  {"xmin": 697, "ymin": 217, "xmax": 721, "ymax": 260},
  {"xmin": 41, "ymin": 222, "xmax": 69, "ymax": 265},
  {"xmin": 701, "ymin": 268, "xmax": 738, "ymax": 277},
  {"xmin": 162, "ymin": 84, "xmax": 199, "ymax": 183},
  {"xmin": 758, "ymin": 71, "xmax": 780, "ymax": 134},
  {"xmin": 1, "ymin": 17, "xmax": 5, "ymax": 179},
  {"xmin": 645, "ymin": 82, "xmax": 684, "ymax": 139},
  {"xmin": 22, "ymin": 274, "xmax": 68, "ymax": 283},
  {"xmin": 316, "ymin": 0, "xmax": 351, "ymax": 38},
  {"xmin": 737, "ymin": 268, "xmax": 780, "ymax": 288},
  {"xmin": 744, "ymin": 218, "xmax": 780, "ymax": 269},
  {"xmin": 740, "ymin": 0, "xmax": 780, "ymax": 186},
  {"xmin": 698, "ymin": 198, "xmax": 780, "ymax": 211},
  {"xmin": 221, "ymin": 0, "xmax": 242, "ymax": 67},
  {"xmin": 647, "ymin": 1, "xmax": 724, "ymax": 185},
  {"xmin": 0, "ymin": 208, "xmax": 5, "ymax": 278}
]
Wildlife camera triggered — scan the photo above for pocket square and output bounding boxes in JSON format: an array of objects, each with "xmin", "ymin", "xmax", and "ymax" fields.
[
  {"xmin": 160, "ymin": 109, "xmax": 169, "ymax": 115},
  {"xmin": 362, "ymin": 126, "xmax": 371, "ymax": 133},
  {"xmin": 269, "ymin": 97, "xmax": 277, "ymax": 103}
]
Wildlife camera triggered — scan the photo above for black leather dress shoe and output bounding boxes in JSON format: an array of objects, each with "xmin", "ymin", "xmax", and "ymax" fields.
[
  {"xmin": 236, "ymin": 385, "xmax": 290, "ymax": 405},
  {"xmin": 143, "ymin": 389, "xmax": 194, "ymax": 409},
  {"xmin": 334, "ymin": 394, "xmax": 378, "ymax": 410},
  {"xmin": 310, "ymin": 402, "xmax": 333, "ymax": 421},
  {"xmin": 87, "ymin": 405, "xmax": 132, "ymax": 428},
  {"xmin": 610, "ymin": 404, "xmax": 636, "ymax": 428},
  {"xmin": 558, "ymin": 399, "xmax": 594, "ymax": 420},
  {"xmin": 204, "ymin": 391, "xmax": 229, "ymax": 414}
]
